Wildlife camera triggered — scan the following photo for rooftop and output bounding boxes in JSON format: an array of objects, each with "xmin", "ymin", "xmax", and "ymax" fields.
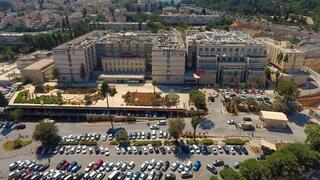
[
  {"xmin": 24, "ymin": 58, "xmax": 54, "ymax": 71},
  {"xmin": 260, "ymin": 111, "xmax": 288, "ymax": 122},
  {"xmin": 153, "ymin": 31, "xmax": 185, "ymax": 51},
  {"xmin": 192, "ymin": 30, "xmax": 263, "ymax": 46}
]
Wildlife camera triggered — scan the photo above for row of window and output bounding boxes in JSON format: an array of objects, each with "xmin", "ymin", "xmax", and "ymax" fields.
[
  {"xmin": 198, "ymin": 47, "xmax": 264, "ymax": 53},
  {"xmin": 105, "ymin": 61, "xmax": 144, "ymax": 66},
  {"xmin": 106, "ymin": 68, "xmax": 144, "ymax": 72}
]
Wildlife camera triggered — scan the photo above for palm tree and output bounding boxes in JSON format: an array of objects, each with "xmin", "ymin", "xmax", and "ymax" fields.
[
  {"xmin": 151, "ymin": 80, "xmax": 158, "ymax": 94},
  {"xmin": 100, "ymin": 81, "xmax": 117, "ymax": 129},
  {"xmin": 191, "ymin": 116, "xmax": 201, "ymax": 140}
]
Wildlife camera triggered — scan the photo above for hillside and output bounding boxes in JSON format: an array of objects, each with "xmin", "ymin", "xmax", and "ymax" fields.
[{"xmin": 193, "ymin": 0, "xmax": 320, "ymax": 25}]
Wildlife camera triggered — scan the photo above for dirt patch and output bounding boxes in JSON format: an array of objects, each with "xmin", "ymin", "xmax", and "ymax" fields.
[{"xmin": 123, "ymin": 92, "xmax": 164, "ymax": 106}]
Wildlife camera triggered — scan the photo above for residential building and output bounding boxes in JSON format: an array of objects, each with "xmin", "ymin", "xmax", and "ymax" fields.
[
  {"xmin": 186, "ymin": 30, "xmax": 267, "ymax": 86},
  {"xmin": 152, "ymin": 31, "xmax": 186, "ymax": 84}
]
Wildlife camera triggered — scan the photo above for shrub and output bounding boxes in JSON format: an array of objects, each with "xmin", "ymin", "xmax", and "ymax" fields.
[
  {"xmin": 164, "ymin": 140, "xmax": 176, "ymax": 146},
  {"xmin": 15, "ymin": 90, "xmax": 59, "ymax": 104},
  {"xmin": 210, "ymin": 176, "xmax": 218, "ymax": 180},
  {"xmin": 79, "ymin": 140, "xmax": 97, "ymax": 146},
  {"xmin": 3, "ymin": 139, "xmax": 32, "ymax": 150},
  {"xmin": 201, "ymin": 138, "xmax": 214, "ymax": 145},
  {"xmin": 110, "ymin": 140, "xmax": 118, "ymax": 146},
  {"xmin": 224, "ymin": 138, "xmax": 248, "ymax": 145},
  {"xmin": 132, "ymin": 140, "xmax": 162, "ymax": 146},
  {"xmin": 186, "ymin": 139, "xmax": 199, "ymax": 145}
]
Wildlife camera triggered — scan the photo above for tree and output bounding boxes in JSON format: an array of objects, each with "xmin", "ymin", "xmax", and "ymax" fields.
[
  {"xmin": 34, "ymin": 83, "xmax": 44, "ymax": 93},
  {"xmin": 0, "ymin": 91, "xmax": 8, "ymax": 107},
  {"xmin": 276, "ymin": 52, "xmax": 283, "ymax": 64},
  {"xmin": 134, "ymin": 12, "xmax": 147, "ymax": 30},
  {"xmin": 151, "ymin": 80, "xmax": 158, "ymax": 94},
  {"xmin": 219, "ymin": 168, "xmax": 241, "ymax": 180},
  {"xmin": 32, "ymin": 121, "xmax": 61, "ymax": 147},
  {"xmin": 275, "ymin": 80, "xmax": 299, "ymax": 101},
  {"xmin": 305, "ymin": 124, "xmax": 320, "ymax": 152},
  {"xmin": 52, "ymin": 67, "xmax": 59, "ymax": 80},
  {"xmin": 265, "ymin": 151, "xmax": 300, "ymax": 178},
  {"xmin": 239, "ymin": 158, "xmax": 271, "ymax": 180},
  {"xmin": 84, "ymin": 95, "xmax": 92, "ymax": 105},
  {"xmin": 9, "ymin": 109, "xmax": 23, "ymax": 122},
  {"xmin": 100, "ymin": 81, "xmax": 117, "ymax": 129},
  {"xmin": 80, "ymin": 63, "xmax": 87, "ymax": 81},
  {"xmin": 115, "ymin": 129, "xmax": 129, "ymax": 146},
  {"xmin": 167, "ymin": 118, "xmax": 185, "ymax": 141},
  {"xmin": 280, "ymin": 143, "xmax": 320, "ymax": 170},
  {"xmin": 164, "ymin": 93, "xmax": 180, "ymax": 106},
  {"xmin": 272, "ymin": 96, "xmax": 291, "ymax": 114},
  {"xmin": 189, "ymin": 90, "xmax": 205, "ymax": 115},
  {"xmin": 191, "ymin": 116, "xmax": 200, "ymax": 140}
]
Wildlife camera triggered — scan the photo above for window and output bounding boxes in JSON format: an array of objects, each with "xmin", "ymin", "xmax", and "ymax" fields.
[
  {"xmin": 229, "ymin": 48, "xmax": 233, "ymax": 52},
  {"xmin": 217, "ymin": 48, "xmax": 221, "ymax": 52},
  {"xmin": 211, "ymin": 48, "xmax": 215, "ymax": 52},
  {"xmin": 223, "ymin": 48, "xmax": 227, "ymax": 52},
  {"xmin": 235, "ymin": 48, "xmax": 239, "ymax": 52},
  {"xmin": 199, "ymin": 48, "xmax": 203, "ymax": 52},
  {"xmin": 205, "ymin": 48, "xmax": 209, "ymax": 52}
]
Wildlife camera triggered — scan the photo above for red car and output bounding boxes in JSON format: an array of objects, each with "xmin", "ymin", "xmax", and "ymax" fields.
[
  {"xmin": 93, "ymin": 159, "xmax": 103, "ymax": 170},
  {"xmin": 15, "ymin": 124, "xmax": 26, "ymax": 129},
  {"xmin": 60, "ymin": 162, "xmax": 70, "ymax": 171}
]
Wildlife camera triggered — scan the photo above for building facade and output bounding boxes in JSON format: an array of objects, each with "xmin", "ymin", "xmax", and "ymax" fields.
[
  {"xmin": 186, "ymin": 31, "xmax": 267, "ymax": 86},
  {"xmin": 152, "ymin": 32, "xmax": 186, "ymax": 84}
]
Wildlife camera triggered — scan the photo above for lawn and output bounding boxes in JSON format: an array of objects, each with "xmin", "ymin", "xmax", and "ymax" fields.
[
  {"xmin": 123, "ymin": 92, "xmax": 165, "ymax": 106},
  {"xmin": 3, "ymin": 139, "xmax": 32, "ymax": 151},
  {"xmin": 14, "ymin": 90, "xmax": 59, "ymax": 104}
]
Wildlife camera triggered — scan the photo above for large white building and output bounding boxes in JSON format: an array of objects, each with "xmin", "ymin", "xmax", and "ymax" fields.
[
  {"xmin": 186, "ymin": 31, "xmax": 267, "ymax": 86},
  {"xmin": 152, "ymin": 31, "xmax": 185, "ymax": 84}
]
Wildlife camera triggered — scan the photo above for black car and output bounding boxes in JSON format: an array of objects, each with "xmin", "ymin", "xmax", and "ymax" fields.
[
  {"xmin": 39, "ymin": 164, "xmax": 49, "ymax": 172},
  {"xmin": 257, "ymin": 154, "xmax": 266, "ymax": 160},
  {"xmin": 207, "ymin": 164, "xmax": 218, "ymax": 174},
  {"xmin": 94, "ymin": 146, "xmax": 100, "ymax": 154},
  {"xmin": 117, "ymin": 172, "xmax": 126, "ymax": 180},
  {"xmin": 73, "ymin": 172, "xmax": 84, "ymax": 180},
  {"xmin": 128, "ymin": 133, "xmax": 133, "ymax": 140},
  {"xmin": 222, "ymin": 145, "xmax": 230, "ymax": 154},
  {"xmin": 200, "ymin": 146, "xmax": 208, "ymax": 155},
  {"xmin": 95, "ymin": 134, "xmax": 101, "ymax": 141},
  {"xmin": 159, "ymin": 147, "xmax": 166, "ymax": 155},
  {"xmin": 234, "ymin": 146, "xmax": 242, "ymax": 155},
  {"xmin": 213, "ymin": 160, "xmax": 224, "ymax": 167},
  {"xmin": 171, "ymin": 147, "xmax": 177, "ymax": 154},
  {"xmin": 239, "ymin": 146, "xmax": 248, "ymax": 155},
  {"xmin": 165, "ymin": 173, "xmax": 176, "ymax": 180},
  {"xmin": 162, "ymin": 161, "xmax": 170, "ymax": 172},
  {"xmin": 147, "ymin": 132, "xmax": 151, "ymax": 139},
  {"xmin": 154, "ymin": 171, "xmax": 163, "ymax": 180},
  {"xmin": 56, "ymin": 160, "xmax": 66, "ymax": 170},
  {"xmin": 154, "ymin": 147, "xmax": 160, "ymax": 154},
  {"xmin": 137, "ymin": 147, "xmax": 143, "ymax": 155}
]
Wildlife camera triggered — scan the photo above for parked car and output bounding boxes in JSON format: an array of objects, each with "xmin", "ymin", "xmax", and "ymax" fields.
[
  {"xmin": 15, "ymin": 123, "xmax": 26, "ymax": 129},
  {"xmin": 206, "ymin": 164, "xmax": 217, "ymax": 174},
  {"xmin": 193, "ymin": 160, "xmax": 201, "ymax": 171}
]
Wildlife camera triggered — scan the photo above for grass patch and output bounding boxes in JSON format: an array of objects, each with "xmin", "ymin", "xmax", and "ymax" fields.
[
  {"xmin": 109, "ymin": 140, "xmax": 118, "ymax": 146},
  {"xmin": 3, "ymin": 139, "xmax": 32, "ymax": 151},
  {"xmin": 63, "ymin": 87, "xmax": 97, "ymax": 94},
  {"xmin": 14, "ymin": 90, "xmax": 59, "ymax": 104},
  {"xmin": 123, "ymin": 92, "xmax": 165, "ymax": 106},
  {"xmin": 223, "ymin": 138, "xmax": 248, "ymax": 145},
  {"xmin": 60, "ymin": 140, "xmax": 97, "ymax": 146},
  {"xmin": 186, "ymin": 138, "xmax": 215, "ymax": 145}
]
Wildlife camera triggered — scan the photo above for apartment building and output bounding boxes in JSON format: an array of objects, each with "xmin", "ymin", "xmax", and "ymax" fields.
[
  {"xmin": 186, "ymin": 31, "xmax": 267, "ymax": 86},
  {"xmin": 152, "ymin": 31, "xmax": 186, "ymax": 84},
  {"xmin": 53, "ymin": 31, "xmax": 99, "ymax": 82}
]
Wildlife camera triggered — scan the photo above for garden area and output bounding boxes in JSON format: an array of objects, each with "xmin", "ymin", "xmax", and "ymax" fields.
[
  {"xmin": 14, "ymin": 90, "xmax": 60, "ymax": 104},
  {"xmin": 3, "ymin": 139, "xmax": 32, "ymax": 151},
  {"xmin": 123, "ymin": 92, "xmax": 180, "ymax": 107}
]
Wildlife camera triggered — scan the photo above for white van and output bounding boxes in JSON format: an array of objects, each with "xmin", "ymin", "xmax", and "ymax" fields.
[{"xmin": 108, "ymin": 171, "xmax": 119, "ymax": 180}]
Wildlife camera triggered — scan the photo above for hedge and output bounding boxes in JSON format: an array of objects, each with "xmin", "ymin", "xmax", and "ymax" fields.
[
  {"xmin": 223, "ymin": 138, "xmax": 248, "ymax": 145},
  {"xmin": 210, "ymin": 176, "xmax": 218, "ymax": 180},
  {"xmin": 163, "ymin": 140, "xmax": 177, "ymax": 146},
  {"xmin": 60, "ymin": 140, "xmax": 97, "ymax": 146},
  {"xmin": 132, "ymin": 140, "xmax": 162, "ymax": 146},
  {"xmin": 109, "ymin": 140, "xmax": 118, "ymax": 146},
  {"xmin": 201, "ymin": 138, "xmax": 214, "ymax": 145},
  {"xmin": 186, "ymin": 139, "xmax": 214, "ymax": 145},
  {"xmin": 113, "ymin": 116, "xmax": 136, "ymax": 122}
]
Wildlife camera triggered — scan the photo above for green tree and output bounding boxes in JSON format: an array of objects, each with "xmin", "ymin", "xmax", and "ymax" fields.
[
  {"xmin": 239, "ymin": 158, "xmax": 271, "ymax": 180},
  {"xmin": 100, "ymin": 81, "xmax": 117, "ymax": 129},
  {"xmin": 32, "ymin": 121, "xmax": 61, "ymax": 147},
  {"xmin": 275, "ymin": 80, "xmax": 299, "ymax": 101},
  {"xmin": 80, "ymin": 63, "xmax": 87, "ymax": 81},
  {"xmin": 176, "ymin": 21, "xmax": 188, "ymax": 32},
  {"xmin": 134, "ymin": 12, "xmax": 147, "ymax": 30},
  {"xmin": 9, "ymin": 109, "xmax": 23, "ymax": 122},
  {"xmin": 189, "ymin": 90, "xmax": 205, "ymax": 115},
  {"xmin": 272, "ymin": 96, "xmax": 291, "ymax": 114},
  {"xmin": 0, "ymin": 91, "xmax": 8, "ymax": 107},
  {"xmin": 265, "ymin": 151, "xmax": 300, "ymax": 178},
  {"xmin": 191, "ymin": 116, "xmax": 200, "ymax": 140},
  {"xmin": 151, "ymin": 80, "xmax": 158, "ymax": 94},
  {"xmin": 167, "ymin": 118, "xmax": 185, "ymax": 141},
  {"xmin": 219, "ymin": 168, "xmax": 241, "ymax": 180},
  {"xmin": 305, "ymin": 123, "xmax": 320, "ymax": 152},
  {"xmin": 277, "ymin": 52, "xmax": 284, "ymax": 64},
  {"xmin": 115, "ymin": 129, "xmax": 129, "ymax": 145}
]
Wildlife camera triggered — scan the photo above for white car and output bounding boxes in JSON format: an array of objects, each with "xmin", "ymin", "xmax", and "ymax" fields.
[
  {"xmin": 171, "ymin": 161, "xmax": 179, "ymax": 171},
  {"xmin": 76, "ymin": 145, "xmax": 82, "ymax": 154},
  {"xmin": 105, "ymin": 148, "xmax": 110, "ymax": 156},
  {"xmin": 148, "ymin": 159, "xmax": 156, "ymax": 170},
  {"xmin": 108, "ymin": 134, "xmax": 113, "ymax": 140},
  {"xmin": 141, "ymin": 132, "xmax": 145, "ymax": 139},
  {"xmin": 158, "ymin": 130, "xmax": 163, "ymax": 138},
  {"xmin": 89, "ymin": 147, "xmax": 93, "ymax": 154},
  {"xmin": 82, "ymin": 145, "xmax": 87, "ymax": 154},
  {"xmin": 217, "ymin": 145, "xmax": 223, "ymax": 153},
  {"xmin": 132, "ymin": 146, "xmax": 137, "ymax": 154},
  {"xmin": 116, "ymin": 147, "xmax": 121, "ymax": 155}
]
